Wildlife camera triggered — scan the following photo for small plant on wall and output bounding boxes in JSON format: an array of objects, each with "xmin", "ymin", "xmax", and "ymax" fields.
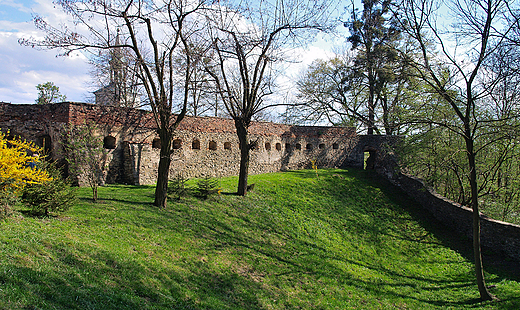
[{"xmin": 311, "ymin": 159, "xmax": 319, "ymax": 178}]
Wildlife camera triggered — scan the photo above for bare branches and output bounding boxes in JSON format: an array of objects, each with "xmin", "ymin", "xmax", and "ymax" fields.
[
  {"xmin": 204, "ymin": 0, "xmax": 337, "ymax": 124},
  {"xmin": 394, "ymin": 0, "xmax": 520, "ymax": 300},
  {"xmin": 201, "ymin": 0, "xmax": 337, "ymax": 195},
  {"xmin": 20, "ymin": 0, "xmax": 210, "ymax": 207}
]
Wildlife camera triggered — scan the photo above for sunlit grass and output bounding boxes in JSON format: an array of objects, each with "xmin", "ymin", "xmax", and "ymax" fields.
[{"xmin": 0, "ymin": 169, "xmax": 519, "ymax": 309}]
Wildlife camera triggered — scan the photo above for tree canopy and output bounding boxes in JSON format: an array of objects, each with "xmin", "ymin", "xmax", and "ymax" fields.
[{"xmin": 35, "ymin": 82, "xmax": 67, "ymax": 104}]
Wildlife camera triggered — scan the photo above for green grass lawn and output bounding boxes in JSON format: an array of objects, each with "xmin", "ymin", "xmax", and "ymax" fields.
[{"xmin": 1, "ymin": 169, "xmax": 519, "ymax": 309}]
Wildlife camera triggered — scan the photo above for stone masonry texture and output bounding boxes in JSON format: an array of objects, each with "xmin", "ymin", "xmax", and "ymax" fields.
[
  {"xmin": 3, "ymin": 101, "xmax": 519, "ymax": 262},
  {"xmin": 0, "ymin": 102, "xmax": 362, "ymax": 185}
]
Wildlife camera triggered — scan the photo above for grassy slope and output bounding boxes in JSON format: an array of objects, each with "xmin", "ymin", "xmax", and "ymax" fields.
[{"xmin": 0, "ymin": 169, "xmax": 519, "ymax": 309}]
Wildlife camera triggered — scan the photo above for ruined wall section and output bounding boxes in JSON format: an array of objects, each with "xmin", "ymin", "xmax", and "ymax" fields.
[
  {"xmin": 394, "ymin": 173, "xmax": 520, "ymax": 262},
  {"xmin": 66, "ymin": 102, "xmax": 155, "ymax": 184},
  {"xmin": 0, "ymin": 102, "xmax": 70, "ymax": 160},
  {"xmin": 120, "ymin": 116, "xmax": 359, "ymax": 184},
  {"xmin": 66, "ymin": 103, "xmax": 360, "ymax": 184},
  {"xmin": 356, "ymin": 134, "xmax": 402, "ymax": 176},
  {"xmin": 1, "ymin": 102, "xmax": 360, "ymax": 185}
]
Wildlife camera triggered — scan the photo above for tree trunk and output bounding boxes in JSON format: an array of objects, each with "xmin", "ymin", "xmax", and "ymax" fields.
[
  {"xmin": 367, "ymin": 96, "xmax": 375, "ymax": 135},
  {"xmin": 368, "ymin": 73, "xmax": 376, "ymax": 135},
  {"xmin": 465, "ymin": 135, "xmax": 494, "ymax": 301},
  {"xmin": 236, "ymin": 121, "xmax": 250, "ymax": 196},
  {"xmin": 154, "ymin": 130, "xmax": 172, "ymax": 208},
  {"xmin": 381, "ymin": 95, "xmax": 393, "ymax": 135},
  {"xmin": 92, "ymin": 186, "xmax": 98, "ymax": 202}
]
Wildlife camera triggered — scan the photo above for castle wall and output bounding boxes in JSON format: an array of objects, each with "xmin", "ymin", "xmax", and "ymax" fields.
[
  {"xmin": 3, "ymin": 102, "xmax": 519, "ymax": 262},
  {"xmin": 393, "ymin": 173, "xmax": 520, "ymax": 262},
  {"xmin": 123, "ymin": 125, "xmax": 359, "ymax": 184},
  {"xmin": 0, "ymin": 102, "xmax": 70, "ymax": 160},
  {"xmin": 0, "ymin": 102, "xmax": 361, "ymax": 185}
]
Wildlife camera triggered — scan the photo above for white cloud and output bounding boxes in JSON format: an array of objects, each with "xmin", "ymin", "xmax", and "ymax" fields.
[
  {"xmin": 0, "ymin": 0, "xmax": 345, "ymax": 106},
  {"xmin": 0, "ymin": 1, "xmax": 90, "ymax": 103},
  {"xmin": 2, "ymin": 0, "xmax": 32, "ymax": 12},
  {"xmin": 270, "ymin": 32, "xmax": 340, "ymax": 108},
  {"xmin": 0, "ymin": 30, "xmax": 90, "ymax": 103}
]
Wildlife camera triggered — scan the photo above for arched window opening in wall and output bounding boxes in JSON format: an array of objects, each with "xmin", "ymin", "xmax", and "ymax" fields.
[
  {"xmin": 103, "ymin": 136, "xmax": 116, "ymax": 149},
  {"xmin": 295, "ymin": 143, "xmax": 301, "ymax": 150},
  {"xmin": 306, "ymin": 143, "xmax": 313, "ymax": 150},
  {"xmin": 152, "ymin": 138, "xmax": 161, "ymax": 149},
  {"xmin": 265, "ymin": 142, "xmax": 271, "ymax": 151},
  {"xmin": 276, "ymin": 143, "xmax": 281, "ymax": 151},
  {"xmin": 364, "ymin": 150, "xmax": 376, "ymax": 170},
  {"xmin": 173, "ymin": 139, "xmax": 182, "ymax": 149},
  {"xmin": 192, "ymin": 139, "xmax": 200, "ymax": 150},
  {"xmin": 224, "ymin": 142, "xmax": 231, "ymax": 150},
  {"xmin": 209, "ymin": 141, "xmax": 217, "ymax": 150},
  {"xmin": 319, "ymin": 143, "xmax": 325, "ymax": 150},
  {"xmin": 333, "ymin": 143, "xmax": 339, "ymax": 149},
  {"xmin": 37, "ymin": 134, "xmax": 52, "ymax": 155}
]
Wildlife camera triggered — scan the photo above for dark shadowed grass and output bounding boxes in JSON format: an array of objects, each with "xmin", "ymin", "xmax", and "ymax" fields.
[{"xmin": 0, "ymin": 169, "xmax": 519, "ymax": 309}]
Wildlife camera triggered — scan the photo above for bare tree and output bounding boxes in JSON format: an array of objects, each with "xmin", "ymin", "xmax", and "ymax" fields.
[
  {"xmin": 173, "ymin": 44, "xmax": 220, "ymax": 116},
  {"xmin": 286, "ymin": 45, "xmax": 418, "ymax": 134},
  {"xmin": 89, "ymin": 31, "xmax": 143, "ymax": 108},
  {"xmin": 20, "ymin": 0, "xmax": 209, "ymax": 207},
  {"xmin": 396, "ymin": 0, "xmax": 520, "ymax": 301},
  {"xmin": 203, "ymin": 0, "xmax": 336, "ymax": 196}
]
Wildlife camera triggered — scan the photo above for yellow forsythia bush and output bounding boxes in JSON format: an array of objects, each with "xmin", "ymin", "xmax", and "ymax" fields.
[{"xmin": 0, "ymin": 131, "xmax": 51, "ymax": 194}]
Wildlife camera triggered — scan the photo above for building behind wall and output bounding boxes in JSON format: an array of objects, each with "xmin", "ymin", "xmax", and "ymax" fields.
[{"xmin": 0, "ymin": 101, "xmax": 395, "ymax": 185}]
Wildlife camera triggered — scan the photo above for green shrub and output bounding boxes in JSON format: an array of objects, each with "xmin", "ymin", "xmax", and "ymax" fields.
[
  {"xmin": 21, "ymin": 161, "xmax": 76, "ymax": 216},
  {"xmin": 168, "ymin": 174, "xmax": 190, "ymax": 200},
  {"xmin": 0, "ymin": 189, "xmax": 17, "ymax": 219},
  {"xmin": 195, "ymin": 176, "xmax": 220, "ymax": 200}
]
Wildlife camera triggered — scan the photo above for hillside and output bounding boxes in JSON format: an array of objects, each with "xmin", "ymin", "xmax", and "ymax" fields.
[{"xmin": 1, "ymin": 169, "xmax": 519, "ymax": 309}]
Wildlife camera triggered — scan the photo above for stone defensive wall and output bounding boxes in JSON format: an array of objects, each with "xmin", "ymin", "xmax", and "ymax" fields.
[
  {"xmin": 0, "ymin": 102, "xmax": 365, "ymax": 185},
  {"xmin": 392, "ymin": 173, "xmax": 520, "ymax": 262},
  {"xmin": 2, "ymin": 101, "xmax": 519, "ymax": 261}
]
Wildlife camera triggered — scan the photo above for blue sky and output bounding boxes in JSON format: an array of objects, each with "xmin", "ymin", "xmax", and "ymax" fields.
[
  {"xmin": 0, "ymin": 0, "xmax": 91, "ymax": 104},
  {"xmin": 0, "ymin": 0, "xmax": 32, "ymax": 23},
  {"xmin": 0, "ymin": 0, "xmax": 340, "ymax": 105}
]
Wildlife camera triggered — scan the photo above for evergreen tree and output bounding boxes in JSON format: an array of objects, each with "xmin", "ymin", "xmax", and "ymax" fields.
[
  {"xmin": 345, "ymin": 0, "xmax": 401, "ymax": 134},
  {"xmin": 35, "ymin": 82, "xmax": 66, "ymax": 104}
]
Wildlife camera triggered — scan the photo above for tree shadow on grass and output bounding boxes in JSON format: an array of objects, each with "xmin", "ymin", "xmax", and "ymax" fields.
[
  {"xmin": 341, "ymin": 169, "xmax": 520, "ymax": 309},
  {"xmin": 353, "ymin": 170, "xmax": 520, "ymax": 280},
  {"xmin": 184, "ymin": 207, "xmax": 498, "ymax": 309},
  {"xmin": 18, "ymin": 209, "xmax": 60, "ymax": 219},
  {"xmin": 0, "ymin": 242, "xmax": 267, "ymax": 310},
  {"xmin": 269, "ymin": 169, "xmax": 520, "ymax": 308},
  {"xmin": 43, "ymin": 173, "xmax": 519, "ymax": 309}
]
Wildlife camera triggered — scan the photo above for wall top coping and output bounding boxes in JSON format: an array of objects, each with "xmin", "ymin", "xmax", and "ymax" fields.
[
  {"xmin": 1, "ymin": 101, "xmax": 356, "ymax": 138},
  {"xmin": 400, "ymin": 172, "xmax": 520, "ymax": 229}
]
